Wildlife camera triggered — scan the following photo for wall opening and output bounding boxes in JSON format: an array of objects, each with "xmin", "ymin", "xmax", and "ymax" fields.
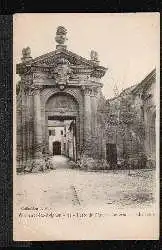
[
  {"xmin": 106, "ymin": 143, "xmax": 117, "ymax": 167},
  {"xmin": 45, "ymin": 92, "xmax": 80, "ymax": 161},
  {"xmin": 53, "ymin": 141, "xmax": 61, "ymax": 155},
  {"xmin": 48, "ymin": 116, "xmax": 77, "ymax": 161}
]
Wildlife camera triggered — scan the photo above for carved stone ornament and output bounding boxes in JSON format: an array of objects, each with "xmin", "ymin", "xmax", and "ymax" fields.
[
  {"xmin": 27, "ymin": 85, "xmax": 43, "ymax": 95},
  {"xmin": 55, "ymin": 26, "xmax": 67, "ymax": 45},
  {"xmin": 91, "ymin": 87, "xmax": 98, "ymax": 97},
  {"xmin": 22, "ymin": 47, "xmax": 31, "ymax": 58},
  {"xmin": 53, "ymin": 64, "xmax": 72, "ymax": 89},
  {"xmin": 21, "ymin": 47, "xmax": 32, "ymax": 62},
  {"xmin": 90, "ymin": 50, "xmax": 98, "ymax": 61},
  {"xmin": 21, "ymin": 74, "xmax": 33, "ymax": 95},
  {"xmin": 33, "ymin": 72, "xmax": 47, "ymax": 81},
  {"xmin": 81, "ymin": 86, "xmax": 92, "ymax": 96},
  {"xmin": 59, "ymin": 85, "xmax": 66, "ymax": 91}
]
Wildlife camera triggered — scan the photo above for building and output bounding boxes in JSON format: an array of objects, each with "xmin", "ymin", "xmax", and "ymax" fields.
[{"xmin": 103, "ymin": 69, "xmax": 156, "ymax": 168}]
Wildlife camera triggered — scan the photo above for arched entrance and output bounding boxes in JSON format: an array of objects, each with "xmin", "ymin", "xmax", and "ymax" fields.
[
  {"xmin": 53, "ymin": 141, "xmax": 61, "ymax": 155},
  {"xmin": 44, "ymin": 92, "xmax": 80, "ymax": 161}
]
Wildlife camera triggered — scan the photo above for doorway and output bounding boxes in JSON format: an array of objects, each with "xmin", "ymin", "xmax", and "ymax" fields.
[
  {"xmin": 106, "ymin": 143, "xmax": 117, "ymax": 167},
  {"xmin": 53, "ymin": 141, "xmax": 61, "ymax": 155},
  {"xmin": 48, "ymin": 115, "xmax": 77, "ymax": 161}
]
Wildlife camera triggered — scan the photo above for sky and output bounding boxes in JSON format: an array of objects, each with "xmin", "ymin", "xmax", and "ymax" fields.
[{"xmin": 13, "ymin": 13, "xmax": 159, "ymax": 99}]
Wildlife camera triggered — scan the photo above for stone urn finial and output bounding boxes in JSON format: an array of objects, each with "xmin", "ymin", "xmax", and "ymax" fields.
[
  {"xmin": 90, "ymin": 50, "xmax": 99, "ymax": 61},
  {"xmin": 21, "ymin": 46, "xmax": 32, "ymax": 62},
  {"xmin": 55, "ymin": 26, "xmax": 68, "ymax": 50},
  {"xmin": 90, "ymin": 50, "xmax": 100, "ymax": 65}
]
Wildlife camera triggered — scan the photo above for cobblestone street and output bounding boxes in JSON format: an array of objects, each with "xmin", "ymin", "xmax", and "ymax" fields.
[{"xmin": 16, "ymin": 156, "xmax": 155, "ymax": 210}]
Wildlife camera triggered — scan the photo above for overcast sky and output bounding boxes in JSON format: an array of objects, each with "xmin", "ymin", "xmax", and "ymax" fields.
[{"xmin": 13, "ymin": 13, "xmax": 159, "ymax": 99}]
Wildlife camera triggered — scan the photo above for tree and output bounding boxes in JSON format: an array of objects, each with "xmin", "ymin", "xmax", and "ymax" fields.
[{"xmin": 103, "ymin": 93, "xmax": 145, "ymax": 169}]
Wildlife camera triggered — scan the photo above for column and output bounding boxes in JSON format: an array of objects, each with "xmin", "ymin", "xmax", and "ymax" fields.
[
  {"xmin": 21, "ymin": 89, "xmax": 27, "ymax": 165},
  {"xmin": 91, "ymin": 87, "xmax": 98, "ymax": 136},
  {"xmin": 33, "ymin": 86, "xmax": 43, "ymax": 158},
  {"xmin": 44, "ymin": 113, "xmax": 49, "ymax": 153},
  {"xmin": 83, "ymin": 87, "xmax": 92, "ymax": 156},
  {"xmin": 91, "ymin": 87, "xmax": 99, "ymax": 158},
  {"xmin": 28, "ymin": 91, "xmax": 34, "ymax": 159},
  {"xmin": 84, "ymin": 87, "xmax": 92, "ymax": 136},
  {"xmin": 26, "ymin": 91, "xmax": 31, "ymax": 161}
]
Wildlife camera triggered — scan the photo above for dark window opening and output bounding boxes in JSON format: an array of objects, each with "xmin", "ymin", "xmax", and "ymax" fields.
[{"xmin": 52, "ymin": 129, "xmax": 55, "ymax": 136}]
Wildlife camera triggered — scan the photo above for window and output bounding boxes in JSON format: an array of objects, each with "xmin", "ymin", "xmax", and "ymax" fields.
[
  {"xmin": 61, "ymin": 130, "xmax": 63, "ymax": 135},
  {"xmin": 51, "ymin": 129, "xmax": 55, "ymax": 136},
  {"xmin": 49, "ymin": 129, "xmax": 55, "ymax": 136}
]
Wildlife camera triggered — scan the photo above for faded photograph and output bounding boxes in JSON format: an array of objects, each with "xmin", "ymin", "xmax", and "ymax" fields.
[{"xmin": 13, "ymin": 13, "xmax": 159, "ymax": 240}]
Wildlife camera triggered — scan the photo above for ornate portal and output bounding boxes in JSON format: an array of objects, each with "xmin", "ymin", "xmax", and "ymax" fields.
[{"xmin": 16, "ymin": 26, "xmax": 107, "ymax": 168}]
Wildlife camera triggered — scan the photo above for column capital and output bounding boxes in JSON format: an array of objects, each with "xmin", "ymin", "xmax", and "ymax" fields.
[
  {"xmin": 81, "ymin": 86, "xmax": 92, "ymax": 96},
  {"xmin": 28, "ymin": 85, "xmax": 43, "ymax": 96},
  {"xmin": 91, "ymin": 87, "xmax": 99, "ymax": 97}
]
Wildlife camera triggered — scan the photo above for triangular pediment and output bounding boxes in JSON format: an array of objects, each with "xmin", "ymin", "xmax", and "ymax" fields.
[
  {"xmin": 16, "ymin": 48, "xmax": 107, "ymax": 79},
  {"xmin": 30, "ymin": 49, "xmax": 100, "ymax": 68}
]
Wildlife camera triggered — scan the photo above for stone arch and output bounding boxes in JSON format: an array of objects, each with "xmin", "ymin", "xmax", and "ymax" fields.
[
  {"xmin": 41, "ymin": 88, "xmax": 83, "ymax": 109},
  {"xmin": 40, "ymin": 88, "xmax": 84, "ymax": 159},
  {"xmin": 45, "ymin": 91, "xmax": 79, "ymax": 114}
]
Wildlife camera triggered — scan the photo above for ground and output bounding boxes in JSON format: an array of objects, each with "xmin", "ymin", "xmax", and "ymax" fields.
[{"xmin": 15, "ymin": 155, "xmax": 156, "ymax": 210}]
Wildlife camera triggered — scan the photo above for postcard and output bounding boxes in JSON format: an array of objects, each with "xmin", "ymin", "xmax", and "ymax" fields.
[{"xmin": 13, "ymin": 13, "xmax": 160, "ymax": 240}]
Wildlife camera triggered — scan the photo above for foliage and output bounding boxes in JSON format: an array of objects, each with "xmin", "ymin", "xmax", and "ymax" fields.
[
  {"xmin": 105, "ymin": 95, "xmax": 145, "ymax": 145},
  {"xmin": 76, "ymin": 155, "xmax": 110, "ymax": 171}
]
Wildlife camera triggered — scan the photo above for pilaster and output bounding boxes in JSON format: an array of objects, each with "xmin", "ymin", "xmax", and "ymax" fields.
[
  {"xmin": 91, "ymin": 87, "xmax": 98, "ymax": 136},
  {"xmin": 31, "ymin": 85, "xmax": 43, "ymax": 158},
  {"xmin": 81, "ymin": 86, "xmax": 93, "ymax": 156}
]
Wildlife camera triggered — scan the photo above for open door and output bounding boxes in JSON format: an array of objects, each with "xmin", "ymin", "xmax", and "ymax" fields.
[
  {"xmin": 106, "ymin": 143, "xmax": 117, "ymax": 167},
  {"xmin": 53, "ymin": 141, "xmax": 61, "ymax": 155}
]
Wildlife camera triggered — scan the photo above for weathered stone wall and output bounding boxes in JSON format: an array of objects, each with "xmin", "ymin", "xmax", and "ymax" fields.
[{"xmin": 101, "ymin": 69, "xmax": 156, "ymax": 169}]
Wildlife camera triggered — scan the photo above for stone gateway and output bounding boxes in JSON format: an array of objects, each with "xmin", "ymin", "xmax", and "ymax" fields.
[
  {"xmin": 16, "ymin": 26, "xmax": 108, "ymax": 170},
  {"xmin": 16, "ymin": 26, "xmax": 156, "ymax": 171}
]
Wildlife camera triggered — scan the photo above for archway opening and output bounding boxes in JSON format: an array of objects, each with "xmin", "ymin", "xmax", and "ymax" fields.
[
  {"xmin": 48, "ymin": 116, "xmax": 77, "ymax": 161},
  {"xmin": 45, "ymin": 92, "xmax": 79, "ymax": 161}
]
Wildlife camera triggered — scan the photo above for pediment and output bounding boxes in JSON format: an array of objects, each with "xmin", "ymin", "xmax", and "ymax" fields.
[
  {"xmin": 31, "ymin": 50, "xmax": 97, "ymax": 68},
  {"xmin": 16, "ymin": 49, "xmax": 107, "ymax": 79}
]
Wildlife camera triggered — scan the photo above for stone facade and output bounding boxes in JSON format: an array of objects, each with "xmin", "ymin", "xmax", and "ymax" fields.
[{"xmin": 16, "ymin": 26, "xmax": 107, "ymax": 171}]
